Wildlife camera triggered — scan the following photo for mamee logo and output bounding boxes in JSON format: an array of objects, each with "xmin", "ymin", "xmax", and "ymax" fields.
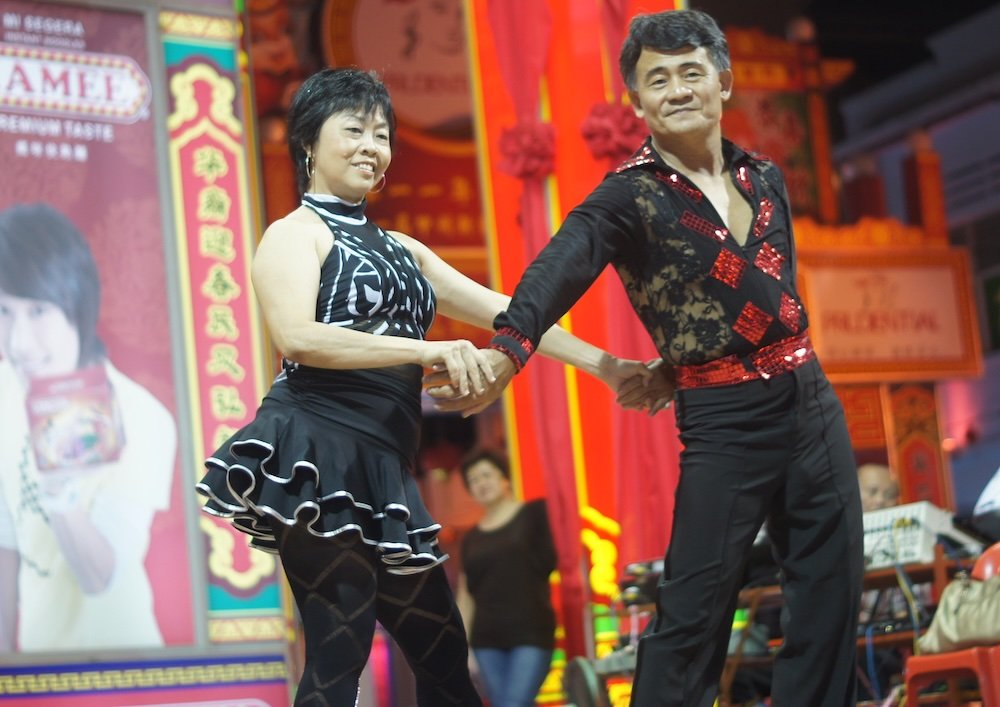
[{"xmin": 0, "ymin": 42, "xmax": 150, "ymax": 123}]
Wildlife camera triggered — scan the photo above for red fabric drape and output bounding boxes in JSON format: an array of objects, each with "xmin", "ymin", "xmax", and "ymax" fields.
[
  {"xmin": 486, "ymin": 0, "xmax": 589, "ymax": 658},
  {"xmin": 600, "ymin": 0, "xmax": 630, "ymax": 101},
  {"xmin": 609, "ymin": 279, "xmax": 682, "ymax": 567},
  {"xmin": 596, "ymin": 0, "xmax": 683, "ymax": 568}
]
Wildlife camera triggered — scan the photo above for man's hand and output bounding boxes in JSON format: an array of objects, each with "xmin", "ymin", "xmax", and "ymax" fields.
[
  {"xmin": 424, "ymin": 348, "xmax": 515, "ymax": 416},
  {"xmin": 597, "ymin": 355, "xmax": 652, "ymax": 393},
  {"xmin": 615, "ymin": 358, "xmax": 675, "ymax": 416}
]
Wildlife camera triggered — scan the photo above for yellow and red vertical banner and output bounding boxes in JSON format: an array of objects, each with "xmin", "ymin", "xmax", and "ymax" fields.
[{"xmin": 161, "ymin": 10, "xmax": 281, "ymax": 643}]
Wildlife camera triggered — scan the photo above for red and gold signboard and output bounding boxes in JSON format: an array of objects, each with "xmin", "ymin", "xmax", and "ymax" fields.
[{"xmin": 799, "ymin": 248, "xmax": 982, "ymax": 382}]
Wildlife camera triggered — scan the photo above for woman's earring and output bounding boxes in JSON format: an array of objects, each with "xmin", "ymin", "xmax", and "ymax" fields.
[
  {"xmin": 371, "ymin": 173, "xmax": 386, "ymax": 193},
  {"xmin": 305, "ymin": 153, "xmax": 315, "ymax": 181}
]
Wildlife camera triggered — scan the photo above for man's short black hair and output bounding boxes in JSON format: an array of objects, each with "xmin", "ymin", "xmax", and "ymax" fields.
[{"xmin": 619, "ymin": 9, "xmax": 731, "ymax": 90}]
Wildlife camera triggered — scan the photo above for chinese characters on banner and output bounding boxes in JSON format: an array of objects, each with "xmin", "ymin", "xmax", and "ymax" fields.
[{"xmin": 161, "ymin": 10, "xmax": 284, "ymax": 643}]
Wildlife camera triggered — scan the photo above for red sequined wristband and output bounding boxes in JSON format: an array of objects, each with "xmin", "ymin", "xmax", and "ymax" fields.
[
  {"xmin": 488, "ymin": 327, "xmax": 535, "ymax": 373},
  {"xmin": 488, "ymin": 341, "xmax": 525, "ymax": 372}
]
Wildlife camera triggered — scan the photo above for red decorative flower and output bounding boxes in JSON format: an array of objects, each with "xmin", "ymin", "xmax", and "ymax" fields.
[
  {"xmin": 498, "ymin": 121, "xmax": 556, "ymax": 181},
  {"xmin": 581, "ymin": 103, "xmax": 647, "ymax": 162}
]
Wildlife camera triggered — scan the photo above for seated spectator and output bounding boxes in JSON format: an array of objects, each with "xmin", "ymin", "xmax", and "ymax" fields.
[{"xmin": 858, "ymin": 463, "xmax": 899, "ymax": 514}]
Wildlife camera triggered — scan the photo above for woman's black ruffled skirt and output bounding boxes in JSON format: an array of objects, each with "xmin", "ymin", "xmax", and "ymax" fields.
[{"xmin": 195, "ymin": 364, "xmax": 445, "ymax": 575}]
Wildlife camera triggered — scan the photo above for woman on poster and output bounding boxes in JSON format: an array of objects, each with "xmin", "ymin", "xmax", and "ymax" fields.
[
  {"xmin": 0, "ymin": 203, "xmax": 176, "ymax": 652},
  {"xmin": 195, "ymin": 67, "xmax": 665, "ymax": 705}
]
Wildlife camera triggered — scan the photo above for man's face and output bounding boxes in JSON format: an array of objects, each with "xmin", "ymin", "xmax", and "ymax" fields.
[
  {"xmin": 859, "ymin": 464, "xmax": 900, "ymax": 513},
  {"xmin": 627, "ymin": 45, "xmax": 732, "ymax": 144}
]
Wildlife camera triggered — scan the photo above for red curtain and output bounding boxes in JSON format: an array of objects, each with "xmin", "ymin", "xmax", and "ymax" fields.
[
  {"xmin": 471, "ymin": 0, "xmax": 683, "ymax": 658},
  {"xmin": 608, "ymin": 279, "xmax": 682, "ymax": 567},
  {"xmin": 486, "ymin": 0, "xmax": 589, "ymax": 658},
  {"xmin": 598, "ymin": 0, "xmax": 683, "ymax": 570}
]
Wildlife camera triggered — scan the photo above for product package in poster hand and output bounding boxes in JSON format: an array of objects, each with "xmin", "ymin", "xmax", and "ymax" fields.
[{"xmin": 25, "ymin": 364, "xmax": 125, "ymax": 471}]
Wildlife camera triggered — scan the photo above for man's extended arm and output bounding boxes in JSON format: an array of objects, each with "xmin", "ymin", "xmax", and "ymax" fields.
[
  {"xmin": 429, "ymin": 176, "xmax": 643, "ymax": 412},
  {"xmin": 492, "ymin": 178, "xmax": 638, "ymax": 358}
]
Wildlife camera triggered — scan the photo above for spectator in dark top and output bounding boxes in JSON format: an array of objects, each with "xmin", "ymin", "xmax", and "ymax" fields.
[{"xmin": 457, "ymin": 449, "xmax": 557, "ymax": 707}]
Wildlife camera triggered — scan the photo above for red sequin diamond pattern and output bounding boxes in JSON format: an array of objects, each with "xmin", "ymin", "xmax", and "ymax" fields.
[
  {"xmin": 680, "ymin": 210, "xmax": 728, "ymax": 242},
  {"xmin": 710, "ymin": 250, "xmax": 747, "ymax": 288},
  {"xmin": 616, "ymin": 144, "xmax": 656, "ymax": 172},
  {"xmin": 733, "ymin": 301, "xmax": 773, "ymax": 345},
  {"xmin": 736, "ymin": 165, "xmax": 753, "ymax": 195},
  {"xmin": 753, "ymin": 198, "xmax": 774, "ymax": 239},
  {"xmin": 656, "ymin": 171, "xmax": 703, "ymax": 201},
  {"xmin": 674, "ymin": 332, "xmax": 815, "ymax": 389},
  {"xmin": 779, "ymin": 293, "xmax": 802, "ymax": 332},
  {"xmin": 754, "ymin": 242, "xmax": 785, "ymax": 280}
]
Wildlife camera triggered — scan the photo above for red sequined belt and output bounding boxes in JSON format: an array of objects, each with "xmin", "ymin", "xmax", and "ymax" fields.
[{"xmin": 674, "ymin": 331, "xmax": 815, "ymax": 390}]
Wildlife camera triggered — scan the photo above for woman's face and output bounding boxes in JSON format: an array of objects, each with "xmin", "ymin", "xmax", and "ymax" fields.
[
  {"xmin": 465, "ymin": 459, "xmax": 511, "ymax": 507},
  {"xmin": 309, "ymin": 107, "xmax": 391, "ymax": 202},
  {"xmin": 0, "ymin": 292, "xmax": 80, "ymax": 381}
]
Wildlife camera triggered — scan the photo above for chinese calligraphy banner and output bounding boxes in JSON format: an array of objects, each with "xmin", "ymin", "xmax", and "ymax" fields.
[{"xmin": 160, "ymin": 10, "xmax": 284, "ymax": 644}]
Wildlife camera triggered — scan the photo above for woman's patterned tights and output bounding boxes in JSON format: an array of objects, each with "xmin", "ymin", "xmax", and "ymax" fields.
[{"xmin": 273, "ymin": 522, "xmax": 482, "ymax": 706}]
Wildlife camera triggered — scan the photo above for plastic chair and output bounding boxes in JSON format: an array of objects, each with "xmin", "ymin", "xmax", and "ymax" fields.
[{"xmin": 903, "ymin": 541, "xmax": 1000, "ymax": 706}]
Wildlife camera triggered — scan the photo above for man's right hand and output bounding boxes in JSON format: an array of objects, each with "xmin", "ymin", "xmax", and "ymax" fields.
[
  {"xmin": 424, "ymin": 348, "xmax": 515, "ymax": 416},
  {"xmin": 616, "ymin": 358, "xmax": 675, "ymax": 415},
  {"xmin": 419, "ymin": 339, "xmax": 497, "ymax": 398}
]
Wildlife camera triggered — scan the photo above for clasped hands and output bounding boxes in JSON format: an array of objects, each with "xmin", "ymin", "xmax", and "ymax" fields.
[{"xmin": 422, "ymin": 346, "xmax": 675, "ymax": 417}]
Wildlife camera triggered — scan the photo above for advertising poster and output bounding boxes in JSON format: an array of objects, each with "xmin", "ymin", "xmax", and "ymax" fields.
[
  {"xmin": 0, "ymin": 1, "xmax": 194, "ymax": 651},
  {"xmin": 723, "ymin": 88, "xmax": 818, "ymax": 217}
]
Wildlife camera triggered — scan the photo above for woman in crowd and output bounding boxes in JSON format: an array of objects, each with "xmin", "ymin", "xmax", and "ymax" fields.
[
  {"xmin": 196, "ymin": 67, "xmax": 661, "ymax": 706},
  {"xmin": 458, "ymin": 448, "xmax": 557, "ymax": 707}
]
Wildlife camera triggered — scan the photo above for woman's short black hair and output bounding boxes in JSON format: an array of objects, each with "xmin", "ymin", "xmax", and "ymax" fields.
[
  {"xmin": 459, "ymin": 448, "xmax": 511, "ymax": 488},
  {"xmin": 0, "ymin": 203, "xmax": 105, "ymax": 366},
  {"xmin": 619, "ymin": 9, "xmax": 731, "ymax": 90},
  {"xmin": 286, "ymin": 67, "xmax": 396, "ymax": 195}
]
